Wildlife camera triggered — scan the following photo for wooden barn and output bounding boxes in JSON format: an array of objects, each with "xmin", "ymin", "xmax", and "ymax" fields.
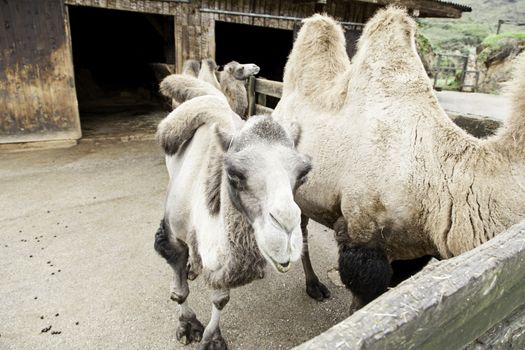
[{"xmin": 0, "ymin": 0, "xmax": 471, "ymax": 145}]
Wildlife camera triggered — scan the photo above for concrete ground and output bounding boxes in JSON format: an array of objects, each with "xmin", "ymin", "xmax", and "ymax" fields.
[
  {"xmin": 436, "ymin": 90, "xmax": 510, "ymax": 122},
  {"xmin": 0, "ymin": 140, "xmax": 352, "ymax": 350}
]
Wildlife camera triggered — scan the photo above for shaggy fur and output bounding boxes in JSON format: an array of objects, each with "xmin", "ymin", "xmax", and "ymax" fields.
[
  {"xmin": 281, "ymin": 14, "xmax": 351, "ymax": 112},
  {"xmin": 274, "ymin": 7, "xmax": 525, "ymax": 304},
  {"xmin": 156, "ymin": 94, "xmax": 232, "ymax": 155}
]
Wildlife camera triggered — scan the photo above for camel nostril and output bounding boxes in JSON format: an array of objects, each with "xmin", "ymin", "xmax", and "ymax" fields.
[{"xmin": 281, "ymin": 261, "xmax": 290, "ymax": 268}]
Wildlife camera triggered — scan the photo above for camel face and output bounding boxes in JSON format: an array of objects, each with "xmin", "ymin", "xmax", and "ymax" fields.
[
  {"xmin": 222, "ymin": 115, "xmax": 311, "ymax": 272},
  {"xmin": 225, "ymin": 61, "xmax": 260, "ymax": 80}
]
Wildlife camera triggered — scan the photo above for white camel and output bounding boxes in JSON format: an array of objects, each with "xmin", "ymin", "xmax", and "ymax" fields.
[
  {"xmin": 155, "ymin": 75, "xmax": 312, "ymax": 349},
  {"xmin": 274, "ymin": 7, "xmax": 525, "ymax": 307}
]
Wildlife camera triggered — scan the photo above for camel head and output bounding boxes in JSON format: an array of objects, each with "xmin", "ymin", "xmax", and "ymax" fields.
[
  {"xmin": 213, "ymin": 115, "xmax": 311, "ymax": 273},
  {"xmin": 224, "ymin": 61, "xmax": 260, "ymax": 80}
]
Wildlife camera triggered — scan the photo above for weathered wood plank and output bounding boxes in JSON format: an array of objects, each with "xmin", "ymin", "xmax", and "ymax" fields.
[
  {"xmin": 247, "ymin": 76, "xmax": 256, "ymax": 117},
  {"xmin": 255, "ymin": 104, "xmax": 274, "ymax": 116},
  {"xmin": 465, "ymin": 303, "xmax": 525, "ymax": 349},
  {"xmin": 63, "ymin": 0, "xmax": 178, "ymax": 15},
  {"xmin": 0, "ymin": 0, "xmax": 81, "ymax": 143},
  {"xmin": 293, "ymin": 220, "xmax": 525, "ymax": 350},
  {"xmin": 255, "ymin": 78, "xmax": 283, "ymax": 98}
]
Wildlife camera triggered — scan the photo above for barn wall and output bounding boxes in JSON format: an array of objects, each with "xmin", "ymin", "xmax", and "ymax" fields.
[
  {"xmin": 0, "ymin": 0, "xmax": 81, "ymax": 143},
  {"xmin": 174, "ymin": 0, "xmax": 380, "ymax": 73}
]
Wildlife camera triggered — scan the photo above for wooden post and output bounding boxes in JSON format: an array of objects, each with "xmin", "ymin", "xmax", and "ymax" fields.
[
  {"xmin": 460, "ymin": 54, "xmax": 469, "ymax": 91},
  {"xmin": 247, "ymin": 76, "xmax": 256, "ymax": 117},
  {"xmin": 497, "ymin": 19, "xmax": 504, "ymax": 34}
]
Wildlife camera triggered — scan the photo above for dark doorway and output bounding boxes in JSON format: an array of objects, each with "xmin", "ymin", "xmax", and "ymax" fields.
[
  {"xmin": 343, "ymin": 25, "xmax": 362, "ymax": 59},
  {"xmin": 68, "ymin": 6, "xmax": 174, "ymax": 139},
  {"xmin": 215, "ymin": 21, "xmax": 294, "ymax": 83}
]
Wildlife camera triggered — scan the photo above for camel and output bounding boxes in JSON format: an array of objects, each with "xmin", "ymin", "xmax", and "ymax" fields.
[
  {"xmin": 155, "ymin": 74, "xmax": 312, "ymax": 349},
  {"xmin": 177, "ymin": 59, "xmax": 259, "ymax": 119},
  {"xmin": 219, "ymin": 61, "xmax": 260, "ymax": 118},
  {"xmin": 273, "ymin": 7, "xmax": 525, "ymax": 307}
]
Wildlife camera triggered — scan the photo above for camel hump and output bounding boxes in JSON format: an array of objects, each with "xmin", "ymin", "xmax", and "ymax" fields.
[
  {"xmin": 198, "ymin": 58, "xmax": 221, "ymax": 90},
  {"xmin": 182, "ymin": 59, "xmax": 201, "ymax": 77},
  {"xmin": 495, "ymin": 51, "xmax": 525, "ymax": 158},
  {"xmin": 508, "ymin": 52, "xmax": 525, "ymax": 112},
  {"xmin": 358, "ymin": 6, "xmax": 416, "ymax": 47},
  {"xmin": 301, "ymin": 13, "xmax": 342, "ymax": 37},
  {"xmin": 156, "ymin": 95, "xmax": 234, "ymax": 155},
  {"xmin": 159, "ymin": 74, "xmax": 226, "ymax": 106},
  {"xmin": 282, "ymin": 13, "xmax": 350, "ymax": 111}
]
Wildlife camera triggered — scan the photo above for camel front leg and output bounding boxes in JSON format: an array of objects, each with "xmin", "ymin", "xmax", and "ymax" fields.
[
  {"xmin": 154, "ymin": 220, "xmax": 204, "ymax": 344},
  {"xmin": 334, "ymin": 217, "xmax": 393, "ymax": 309},
  {"xmin": 199, "ymin": 289, "xmax": 230, "ymax": 350}
]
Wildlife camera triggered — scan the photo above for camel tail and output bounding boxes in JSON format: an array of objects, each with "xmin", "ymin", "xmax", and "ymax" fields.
[
  {"xmin": 156, "ymin": 95, "xmax": 234, "ymax": 155},
  {"xmin": 159, "ymin": 74, "xmax": 225, "ymax": 106},
  {"xmin": 493, "ymin": 52, "xmax": 525, "ymax": 158}
]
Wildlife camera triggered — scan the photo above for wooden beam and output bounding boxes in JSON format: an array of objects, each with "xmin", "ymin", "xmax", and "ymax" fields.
[
  {"xmin": 247, "ymin": 76, "xmax": 256, "ymax": 117},
  {"xmin": 255, "ymin": 104, "xmax": 274, "ymax": 115},
  {"xmin": 63, "ymin": 0, "xmax": 178, "ymax": 15},
  {"xmin": 293, "ymin": 220, "xmax": 525, "ymax": 350},
  {"xmin": 343, "ymin": 0, "xmax": 465, "ymax": 18},
  {"xmin": 255, "ymin": 78, "xmax": 283, "ymax": 98}
]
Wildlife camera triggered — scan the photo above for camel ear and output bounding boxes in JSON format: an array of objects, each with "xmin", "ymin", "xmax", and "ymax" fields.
[
  {"xmin": 212, "ymin": 124, "xmax": 233, "ymax": 152},
  {"xmin": 288, "ymin": 122, "xmax": 302, "ymax": 147}
]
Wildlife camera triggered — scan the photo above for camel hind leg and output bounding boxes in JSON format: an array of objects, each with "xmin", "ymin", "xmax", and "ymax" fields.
[
  {"xmin": 154, "ymin": 219, "xmax": 204, "ymax": 344},
  {"xmin": 301, "ymin": 215, "xmax": 331, "ymax": 301}
]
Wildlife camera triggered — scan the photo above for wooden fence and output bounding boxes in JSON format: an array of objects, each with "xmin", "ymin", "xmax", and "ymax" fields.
[
  {"xmin": 247, "ymin": 76, "xmax": 525, "ymax": 349},
  {"xmin": 247, "ymin": 76, "xmax": 283, "ymax": 116},
  {"xmin": 294, "ymin": 220, "xmax": 525, "ymax": 349}
]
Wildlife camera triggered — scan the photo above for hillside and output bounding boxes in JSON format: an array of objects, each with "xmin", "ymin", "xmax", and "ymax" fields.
[{"xmin": 420, "ymin": 0, "xmax": 525, "ymax": 51}]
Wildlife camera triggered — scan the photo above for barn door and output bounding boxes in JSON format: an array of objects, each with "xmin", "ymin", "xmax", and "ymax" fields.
[{"xmin": 0, "ymin": 0, "xmax": 81, "ymax": 143}]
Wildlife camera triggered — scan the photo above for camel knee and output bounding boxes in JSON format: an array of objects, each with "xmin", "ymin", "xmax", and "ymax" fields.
[
  {"xmin": 154, "ymin": 219, "xmax": 189, "ymax": 264},
  {"xmin": 211, "ymin": 289, "xmax": 230, "ymax": 311},
  {"xmin": 154, "ymin": 219, "xmax": 190, "ymax": 303},
  {"xmin": 338, "ymin": 244, "xmax": 392, "ymax": 306}
]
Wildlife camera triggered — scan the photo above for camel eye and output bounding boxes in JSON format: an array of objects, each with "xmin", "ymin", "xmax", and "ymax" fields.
[
  {"xmin": 226, "ymin": 166, "xmax": 246, "ymax": 190},
  {"xmin": 296, "ymin": 164, "xmax": 312, "ymax": 186}
]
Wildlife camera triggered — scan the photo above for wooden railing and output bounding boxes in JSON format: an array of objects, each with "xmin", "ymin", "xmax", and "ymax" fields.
[
  {"xmin": 295, "ymin": 220, "xmax": 525, "ymax": 349},
  {"xmin": 247, "ymin": 76, "xmax": 283, "ymax": 116}
]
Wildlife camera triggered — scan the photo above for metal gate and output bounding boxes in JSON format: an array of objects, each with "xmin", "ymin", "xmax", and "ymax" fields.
[{"xmin": 432, "ymin": 52, "xmax": 479, "ymax": 92}]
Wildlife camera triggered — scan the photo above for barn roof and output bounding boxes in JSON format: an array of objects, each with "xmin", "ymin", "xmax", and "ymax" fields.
[{"xmin": 349, "ymin": 0, "xmax": 472, "ymax": 18}]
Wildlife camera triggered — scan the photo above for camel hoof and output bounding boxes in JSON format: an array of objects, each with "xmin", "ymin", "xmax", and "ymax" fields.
[
  {"xmin": 187, "ymin": 261, "xmax": 201, "ymax": 281},
  {"xmin": 306, "ymin": 280, "xmax": 331, "ymax": 301},
  {"xmin": 176, "ymin": 316, "xmax": 204, "ymax": 345},
  {"xmin": 170, "ymin": 291, "xmax": 187, "ymax": 304},
  {"xmin": 198, "ymin": 337, "xmax": 227, "ymax": 350},
  {"xmin": 199, "ymin": 328, "xmax": 227, "ymax": 350}
]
